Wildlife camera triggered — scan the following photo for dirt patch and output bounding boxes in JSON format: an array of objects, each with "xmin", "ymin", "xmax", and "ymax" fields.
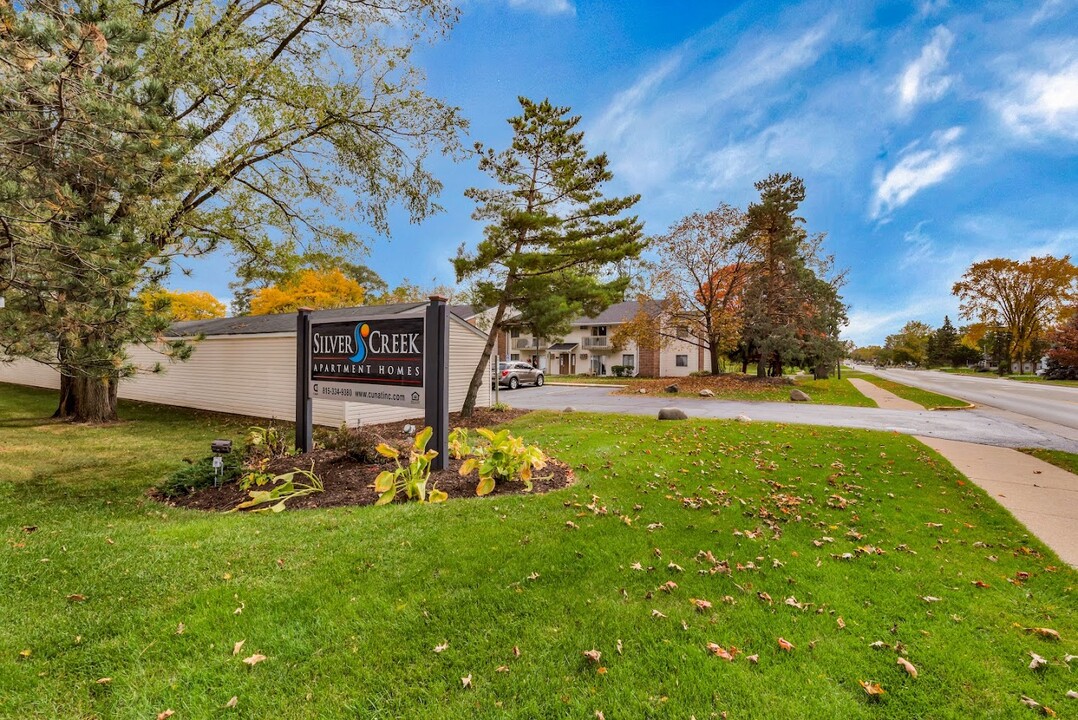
[
  {"xmin": 151, "ymin": 408, "xmax": 576, "ymax": 512},
  {"xmin": 616, "ymin": 374, "xmax": 794, "ymax": 396}
]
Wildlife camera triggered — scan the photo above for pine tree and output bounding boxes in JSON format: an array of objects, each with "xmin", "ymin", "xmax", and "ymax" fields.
[{"xmin": 454, "ymin": 97, "xmax": 645, "ymax": 415}]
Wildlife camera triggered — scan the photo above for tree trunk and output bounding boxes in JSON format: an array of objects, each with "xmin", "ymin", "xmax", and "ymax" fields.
[
  {"xmin": 757, "ymin": 352, "xmax": 767, "ymax": 378},
  {"xmin": 74, "ymin": 375, "xmax": 118, "ymax": 422},
  {"xmin": 461, "ymin": 302, "xmax": 510, "ymax": 417},
  {"xmin": 53, "ymin": 372, "xmax": 77, "ymax": 419},
  {"xmin": 709, "ymin": 342, "xmax": 721, "ymax": 375}
]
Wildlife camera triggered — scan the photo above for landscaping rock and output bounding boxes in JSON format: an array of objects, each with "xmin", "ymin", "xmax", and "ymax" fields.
[
  {"xmin": 657, "ymin": 407, "xmax": 688, "ymax": 420},
  {"xmin": 664, "ymin": 384, "xmax": 680, "ymax": 393},
  {"xmin": 638, "ymin": 388, "xmax": 647, "ymax": 394},
  {"xmin": 735, "ymin": 414, "xmax": 752, "ymax": 423},
  {"xmin": 790, "ymin": 389, "xmax": 811, "ymax": 402},
  {"xmin": 563, "ymin": 407, "xmax": 576, "ymax": 413},
  {"xmin": 698, "ymin": 389, "xmax": 715, "ymax": 397}
]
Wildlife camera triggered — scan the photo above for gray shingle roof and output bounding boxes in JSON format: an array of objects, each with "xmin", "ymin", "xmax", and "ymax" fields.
[
  {"xmin": 168, "ymin": 302, "xmax": 479, "ymax": 338},
  {"xmin": 571, "ymin": 299, "xmax": 660, "ymax": 326}
]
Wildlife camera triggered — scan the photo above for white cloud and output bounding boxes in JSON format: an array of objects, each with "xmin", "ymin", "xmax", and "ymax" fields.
[
  {"xmin": 917, "ymin": 0, "xmax": 949, "ymax": 18},
  {"xmin": 588, "ymin": 15, "xmax": 838, "ymax": 193},
  {"xmin": 507, "ymin": 0, "xmax": 574, "ymax": 15},
  {"xmin": 1030, "ymin": 0, "xmax": 1068, "ymax": 25},
  {"xmin": 871, "ymin": 126, "xmax": 964, "ymax": 219},
  {"xmin": 897, "ymin": 26, "xmax": 955, "ymax": 111},
  {"xmin": 997, "ymin": 57, "xmax": 1078, "ymax": 141}
]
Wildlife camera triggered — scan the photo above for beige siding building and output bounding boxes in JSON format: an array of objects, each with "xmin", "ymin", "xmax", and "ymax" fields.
[
  {"xmin": 0, "ymin": 303, "xmax": 492, "ymax": 426},
  {"xmin": 502, "ymin": 300, "xmax": 705, "ymax": 378}
]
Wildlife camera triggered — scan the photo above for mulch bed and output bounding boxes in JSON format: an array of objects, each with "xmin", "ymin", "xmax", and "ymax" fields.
[
  {"xmin": 616, "ymin": 374, "xmax": 794, "ymax": 396},
  {"xmin": 152, "ymin": 408, "xmax": 576, "ymax": 512}
]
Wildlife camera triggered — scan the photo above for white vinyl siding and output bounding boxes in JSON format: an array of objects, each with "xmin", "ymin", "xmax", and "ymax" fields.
[{"xmin": 0, "ymin": 317, "xmax": 492, "ymax": 427}]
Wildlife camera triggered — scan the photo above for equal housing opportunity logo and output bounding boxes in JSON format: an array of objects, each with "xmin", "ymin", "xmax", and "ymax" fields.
[{"xmin": 310, "ymin": 318, "xmax": 424, "ymax": 387}]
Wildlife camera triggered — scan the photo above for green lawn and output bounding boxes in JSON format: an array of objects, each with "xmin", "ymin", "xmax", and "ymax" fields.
[
  {"xmin": 1, "ymin": 383, "xmax": 1076, "ymax": 719},
  {"xmin": 546, "ymin": 374, "xmax": 630, "ymax": 385},
  {"xmin": 937, "ymin": 368, "xmax": 1078, "ymax": 388},
  {"xmin": 1019, "ymin": 448, "xmax": 1078, "ymax": 476},
  {"xmin": 843, "ymin": 371, "xmax": 969, "ymax": 409},
  {"xmin": 607, "ymin": 374, "xmax": 878, "ymax": 407}
]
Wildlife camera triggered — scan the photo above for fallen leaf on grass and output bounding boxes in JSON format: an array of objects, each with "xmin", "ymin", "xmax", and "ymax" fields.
[
  {"xmin": 859, "ymin": 681, "xmax": 886, "ymax": 698},
  {"xmin": 1029, "ymin": 652, "xmax": 1048, "ymax": 671},
  {"xmin": 757, "ymin": 592, "xmax": 773, "ymax": 605},
  {"xmin": 746, "ymin": 654, "xmax": 759, "ymax": 664},
  {"xmin": 66, "ymin": 594, "xmax": 87, "ymax": 603},
  {"xmin": 242, "ymin": 654, "xmax": 267, "ymax": 667},
  {"xmin": 461, "ymin": 674, "xmax": 472, "ymax": 689},
  {"xmin": 433, "ymin": 641, "xmax": 449, "ymax": 654},
  {"xmin": 224, "ymin": 696, "xmax": 238, "ymax": 708},
  {"xmin": 1066, "ymin": 691, "xmax": 1077, "ymax": 700},
  {"xmin": 95, "ymin": 678, "xmax": 111, "ymax": 685},
  {"xmin": 836, "ymin": 617, "xmax": 846, "ymax": 630},
  {"xmin": 1024, "ymin": 627, "xmax": 1061, "ymax": 641},
  {"xmin": 496, "ymin": 665, "xmax": 509, "ymax": 673},
  {"xmin": 651, "ymin": 610, "xmax": 667, "ymax": 618},
  {"xmin": 870, "ymin": 641, "xmax": 889, "ymax": 650},
  {"xmin": 157, "ymin": 711, "xmax": 175, "ymax": 720},
  {"xmin": 659, "ymin": 581, "xmax": 678, "ymax": 593},
  {"xmin": 972, "ymin": 580, "xmax": 991, "ymax": 589},
  {"xmin": 777, "ymin": 638, "xmax": 794, "ymax": 652},
  {"xmin": 512, "ymin": 646, "xmax": 521, "ymax": 658},
  {"xmin": 616, "ymin": 639, "xmax": 623, "ymax": 655},
  {"xmin": 595, "ymin": 712, "xmax": 605, "ymax": 720},
  {"xmin": 583, "ymin": 649, "xmax": 602, "ymax": 664},
  {"xmin": 706, "ymin": 643, "xmax": 735, "ymax": 661},
  {"xmin": 1065, "ymin": 655, "xmax": 1077, "ymax": 664},
  {"xmin": 1020, "ymin": 695, "xmax": 1056, "ymax": 716},
  {"xmin": 232, "ymin": 640, "xmax": 245, "ymax": 656},
  {"xmin": 691, "ymin": 598, "xmax": 712, "ymax": 612},
  {"xmin": 921, "ymin": 596, "xmax": 942, "ymax": 603},
  {"xmin": 897, "ymin": 657, "xmax": 918, "ymax": 678},
  {"xmin": 18, "ymin": 649, "xmax": 31, "ymax": 660},
  {"xmin": 175, "ymin": 623, "xmax": 185, "ymax": 635},
  {"xmin": 565, "ymin": 521, "xmax": 579, "ymax": 530}
]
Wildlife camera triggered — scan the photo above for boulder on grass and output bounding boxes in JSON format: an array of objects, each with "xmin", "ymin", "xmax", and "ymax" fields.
[
  {"xmin": 698, "ymin": 389, "xmax": 715, "ymax": 397},
  {"xmin": 790, "ymin": 389, "xmax": 811, "ymax": 402},
  {"xmin": 664, "ymin": 384, "xmax": 680, "ymax": 393},
  {"xmin": 638, "ymin": 388, "xmax": 647, "ymax": 394},
  {"xmin": 735, "ymin": 414, "xmax": 752, "ymax": 423},
  {"xmin": 563, "ymin": 407, "xmax": 576, "ymax": 413},
  {"xmin": 657, "ymin": 407, "xmax": 688, "ymax": 420}
]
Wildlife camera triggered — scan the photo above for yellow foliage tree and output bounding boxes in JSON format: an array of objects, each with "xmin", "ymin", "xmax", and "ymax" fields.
[
  {"xmin": 249, "ymin": 269, "xmax": 366, "ymax": 315},
  {"xmin": 140, "ymin": 288, "xmax": 227, "ymax": 321},
  {"xmin": 952, "ymin": 255, "xmax": 1078, "ymax": 369}
]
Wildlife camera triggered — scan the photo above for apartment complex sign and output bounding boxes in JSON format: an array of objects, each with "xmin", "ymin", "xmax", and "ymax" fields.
[{"xmin": 309, "ymin": 317, "xmax": 424, "ymax": 408}]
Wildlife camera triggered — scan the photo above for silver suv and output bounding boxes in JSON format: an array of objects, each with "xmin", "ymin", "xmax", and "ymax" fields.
[{"xmin": 498, "ymin": 361, "xmax": 544, "ymax": 389}]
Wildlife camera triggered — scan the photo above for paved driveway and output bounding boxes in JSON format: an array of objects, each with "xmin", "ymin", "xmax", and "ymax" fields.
[{"xmin": 507, "ymin": 384, "xmax": 1078, "ymax": 453}]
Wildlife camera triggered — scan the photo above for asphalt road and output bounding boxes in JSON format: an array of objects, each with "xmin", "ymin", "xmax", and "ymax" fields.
[
  {"xmin": 860, "ymin": 366, "xmax": 1078, "ymax": 442},
  {"xmin": 505, "ymin": 383, "xmax": 1078, "ymax": 453}
]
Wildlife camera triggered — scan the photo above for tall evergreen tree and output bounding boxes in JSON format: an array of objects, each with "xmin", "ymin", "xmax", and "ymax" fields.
[
  {"xmin": 454, "ymin": 97, "xmax": 645, "ymax": 415},
  {"xmin": 928, "ymin": 316, "xmax": 959, "ymax": 367},
  {"xmin": 736, "ymin": 173, "xmax": 846, "ymax": 376}
]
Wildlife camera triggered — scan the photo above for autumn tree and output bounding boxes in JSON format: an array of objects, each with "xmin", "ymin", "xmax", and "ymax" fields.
[
  {"xmin": 0, "ymin": 0, "xmax": 463, "ymax": 421},
  {"xmin": 885, "ymin": 321, "xmax": 933, "ymax": 366},
  {"xmin": 139, "ymin": 288, "xmax": 226, "ymax": 321},
  {"xmin": 927, "ymin": 316, "xmax": 959, "ymax": 367},
  {"xmin": 1044, "ymin": 308, "xmax": 1078, "ymax": 380},
  {"xmin": 616, "ymin": 204, "xmax": 754, "ymax": 374},
  {"xmin": 454, "ymin": 97, "xmax": 645, "ymax": 415},
  {"xmin": 231, "ymin": 254, "xmax": 387, "ymax": 315},
  {"xmin": 368, "ymin": 278, "xmax": 460, "ymax": 305},
  {"xmin": 249, "ymin": 269, "xmax": 366, "ymax": 315},
  {"xmin": 952, "ymin": 256, "xmax": 1078, "ymax": 372},
  {"xmin": 735, "ymin": 173, "xmax": 847, "ymax": 376}
]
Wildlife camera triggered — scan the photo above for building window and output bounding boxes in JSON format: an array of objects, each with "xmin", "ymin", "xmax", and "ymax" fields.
[
  {"xmin": 510, "ymin": 328, "xmax": 520, "ymax": 338},
  {"xmin": 510, "ymin": 354, "xmax": 519, "ymax": 361},
  {"xmin": 592, "ymin": 325, "xmax": 607, "ymax": 336},
  {"xmin": 622, "ymin": 354, "xmax": 635, "ymax": 368},
  {"xmin": 676, "ymin": 354, "xmax": 688, "ymax": 367},
  {"xmin": 676, "ymin": 325, "xmax": 689, "ymax": 339}
]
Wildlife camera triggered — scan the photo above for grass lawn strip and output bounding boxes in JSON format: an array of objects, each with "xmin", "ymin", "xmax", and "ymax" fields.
[
  {"xmin": 843, "ymin": 370, "xmax": 970, "ymax": 409},
  {"xmin": 611, "ymin": 374, "xmax": 877, "ymax": 408},
  {"xmin": 1018, "ymin": 448, "xmax": 1078, "ymax": 476},
  {"xmin": 937, "ymin": 368, "xmax": 1078, "ymax": 388},
  {"xmin": 1, "ymin": 383, "xmax": 1075, "ymax": 719}
]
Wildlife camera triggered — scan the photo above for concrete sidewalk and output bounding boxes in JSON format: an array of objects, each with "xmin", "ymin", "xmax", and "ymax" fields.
[
  {"xmin": 915, "ymin": 437, "xmax": 1078, "ymax": 567},
  {"xmin": 848, "ymin": 378, "xmax": 922, "ymax": 411}
]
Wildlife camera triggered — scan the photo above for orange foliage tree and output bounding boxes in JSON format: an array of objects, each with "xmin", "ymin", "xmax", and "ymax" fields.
[
  {"xmin": 614, "ymin": 204, "xmax": 754, "ymax": 374},
  {"xmin": 139, "ymin": 288, "xmax": 226, "ymax": 321},
  {"xmin": 249, "ymin": 269, "xmax": 366, "ymax": 315},
  {"xmin": 952, "ymin": 255, "xmax": 1078, "ymax": 370}
]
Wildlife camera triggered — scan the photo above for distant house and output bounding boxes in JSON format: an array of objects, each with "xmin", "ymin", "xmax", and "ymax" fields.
[{"xmin": 495, "ymin": 300, "xmax": 704, "ymax": 378}]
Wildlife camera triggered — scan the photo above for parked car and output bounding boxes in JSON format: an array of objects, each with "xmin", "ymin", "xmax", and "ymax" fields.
[{"xmin": 497, "ymin": 361, "xmax": 544, "ymax": 389}]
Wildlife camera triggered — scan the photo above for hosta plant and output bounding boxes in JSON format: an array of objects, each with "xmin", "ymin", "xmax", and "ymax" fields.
[
  {"xmin": 374, "ymin": 426, "xmax": 446, "ymax": 505},
  {"xmin": 231, "ymin": 466, "xmax": 324, "ymax": 513},
  {"xmin": 448, "ymin": 427, "xmax": 472, "ymax": 459},
  {"xmin": 459, "ymin": 428, "xmax": 548, "ymax": 496}
]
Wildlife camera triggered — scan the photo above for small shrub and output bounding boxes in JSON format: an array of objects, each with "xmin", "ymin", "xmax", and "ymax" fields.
[
  {"xmin": 245, "ymin": 425, "xmax": 292, "ymax": 460},
  {"xmin": 490, "ymin": 401, "xmax": 513, "ymax": 412},
  {"xmin": 231, "ymin": 465, "xmax": 324, "ymax": 513},
  {"xmin": 374, "ymin": 426, "xmax": 446, "ymax": 505},
  {"xmin": 689, "ymin": 370, "xmax": 712, "ymax": 377},
  {"xmin": 322, "ymin": 423, "xmax": 388, "ymax": 463},
  {"xmin": 158, "ymin": 454, "xmax": 243, "ymax": 498},
  {"xmin": 459, "ymin": 428, "xmax": 548, "ymax": 496}
]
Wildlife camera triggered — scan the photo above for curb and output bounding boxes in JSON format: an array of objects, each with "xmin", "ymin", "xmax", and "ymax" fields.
[{"xmin": 929, "ymin": 403, "xmax": 977, "ymax": 411}]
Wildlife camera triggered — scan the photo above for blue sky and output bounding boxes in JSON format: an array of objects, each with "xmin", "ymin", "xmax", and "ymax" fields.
[{"xmin": 176, "ymin": 0, "xmax": 1078, "ymax": 346}]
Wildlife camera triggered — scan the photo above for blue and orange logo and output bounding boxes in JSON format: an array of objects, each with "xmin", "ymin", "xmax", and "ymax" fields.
[{"xmin": 348, "ymin": 323, "xmax": 370, "ymax": 363}]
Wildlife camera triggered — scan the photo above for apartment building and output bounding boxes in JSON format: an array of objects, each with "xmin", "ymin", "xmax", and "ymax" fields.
[{"xmin": 498, "ymin": 300, "xmax": 704, "ymax": 378}]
